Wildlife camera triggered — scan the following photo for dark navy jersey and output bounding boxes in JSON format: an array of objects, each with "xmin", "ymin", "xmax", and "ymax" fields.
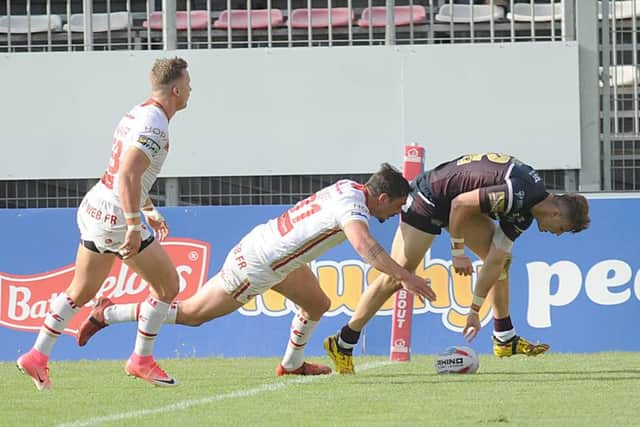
[{"xmin": 409, "ymin": 153, "xmax": 549, "ymax": 241}]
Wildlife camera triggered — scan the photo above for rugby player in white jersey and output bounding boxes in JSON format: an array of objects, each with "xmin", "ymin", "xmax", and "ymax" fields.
[
  {"xmin": 77, "ymin": 164, "xmax": 436, "ymax": 375},
  {"xmin": 17, "ymin": 57, "xmax": 191, "ymax": 390}
]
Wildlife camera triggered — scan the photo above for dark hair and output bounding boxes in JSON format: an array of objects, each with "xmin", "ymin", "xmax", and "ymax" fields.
[
  {"xmin": 365, "ymin": 163, "xmax": 411, "ymax": 199},
  {"xmin": 150, "ymin": 57, "xmax": 188, "ymax": 88},
  {"xmin": 555, "ymin": 193, "xmax": 590, "ymax": 232}
]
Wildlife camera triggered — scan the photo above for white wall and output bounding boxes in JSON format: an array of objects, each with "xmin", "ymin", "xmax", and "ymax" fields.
[{"xmin": 0, "ymin": 42, "xmax": 580, "ymax": 179}]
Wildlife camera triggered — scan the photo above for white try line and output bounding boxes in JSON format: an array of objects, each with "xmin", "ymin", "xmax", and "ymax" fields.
[{"xmin": 55, "ymin": 360, "xmax": 393, "ymax": 427}]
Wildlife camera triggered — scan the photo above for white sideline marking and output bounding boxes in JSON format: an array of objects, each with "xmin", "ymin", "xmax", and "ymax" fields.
[{"xmin": 55, "ymin": 360, "xmax": 393, "ymax": 427}]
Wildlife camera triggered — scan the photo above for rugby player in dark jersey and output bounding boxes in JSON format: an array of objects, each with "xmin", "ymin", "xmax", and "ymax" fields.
[{"xmin": 324, "ymin": 153, "xmax": 590, "ymax": 374}]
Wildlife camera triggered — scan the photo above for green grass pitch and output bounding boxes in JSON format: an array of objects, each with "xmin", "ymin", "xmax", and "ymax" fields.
[{"xmin": 2, "ymin": 353, "xmax": 639, "ymax": 427}]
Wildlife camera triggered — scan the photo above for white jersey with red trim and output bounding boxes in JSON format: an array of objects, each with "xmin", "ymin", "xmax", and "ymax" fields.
[
  {"xmin": 247, "ymin": 179, "xmax": 371, "ymax": 275},
  {"xmin": 94, "ymin": 99, "xmax": 169, "ymax": 207}
]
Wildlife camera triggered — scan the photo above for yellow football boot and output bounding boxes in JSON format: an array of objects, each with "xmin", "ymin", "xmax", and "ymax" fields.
[
  {"xmin": 493, "ymin": 335, "xmax": 550, "ymax": 357},
  {"xmin": 323, "ymin": 335, "xmax": 355, "ymax": 374}
]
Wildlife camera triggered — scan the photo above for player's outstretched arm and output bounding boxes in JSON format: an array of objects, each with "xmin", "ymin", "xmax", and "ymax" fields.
[
  {"xmin": 342, "ymin": 220, "xmax": 435, "ymax": 301},
  {"xmin": 463, "ymin": 243, "xmax": 511, "ymax": 342},
  {"xmin": 449, "ymin": 189, "xmax": 482, "ymax": 276}
]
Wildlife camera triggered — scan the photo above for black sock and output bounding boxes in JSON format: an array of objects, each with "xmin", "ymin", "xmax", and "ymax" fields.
[
  {"xmin": 493, "ymin": 316, "xmax": 516, "ymax": 343},
  {"xmin": 337, "ymin": 324, "xmax": 361, "ymax": 352},
  {"xmin": 494, "ymin": 316, "xmax": 514, "ymax": 333}
]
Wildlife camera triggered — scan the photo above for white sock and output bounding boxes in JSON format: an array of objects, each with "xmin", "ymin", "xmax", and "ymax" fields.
[
  {"xmin": 104, "ymin": 301, "xmax": 179, "ymax": 325},
  {"xmin": 34, "ymin": 292, "xmax": 80, "ymax": 356},
  {"xmin": 165, "ymin": 301, "xmax": 178, "ymax": 324},
  {"xmin": 281, "ymin": 312, "xmax": 318, "ymax": 370},
  {"xmin": 104, "ymin": 303, "xmax": 139, "ymax": 324},
  {"xmin": 494, "ymin": 328, "xmax": 516, "ymax": 343},
  {"xmin": 338, "ymin": 336, "xmax": 356, "ymax": 351},
  {"xmin": 134, "ymin": 296, "xmax": 170, "ymax": 356}
]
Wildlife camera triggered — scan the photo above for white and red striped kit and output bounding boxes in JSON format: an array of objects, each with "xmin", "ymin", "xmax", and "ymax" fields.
[{"xmin": 218, "ymin": 179, "xmax": 371, "ymax": 303}]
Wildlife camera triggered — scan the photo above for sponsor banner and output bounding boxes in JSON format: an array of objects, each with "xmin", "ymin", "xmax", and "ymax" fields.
[
  {"xmin": 1, "ymin": 198, "xmax": 639, "ymax": 361},
  {"xmin": 0, "ymin": 238, "xmax": 209, "ymax": 336}
]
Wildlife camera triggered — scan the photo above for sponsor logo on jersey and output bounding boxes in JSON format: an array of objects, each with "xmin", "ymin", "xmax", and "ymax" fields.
[
  {"xmin": 137, "ymin": 135, "xmax": 162, "ymax": 154},
  {"xmin": 529, "ymin": 170, "xmax": 542, "ymax": 183},
  {"xmin": 0, "ymin": 238, "xmax": 210, "ymax": 337},
  {"xmin": 488, "ymin": 191, "xmax": 506, "ymax": 213},
  {"xmin": 144, "ymin": 126, "xmax": 167, "ymax": 139}
]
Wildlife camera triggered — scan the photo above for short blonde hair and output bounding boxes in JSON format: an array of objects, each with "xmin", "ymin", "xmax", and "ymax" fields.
[
  {"xmin": 555, "ymin": 193, "xmax": 591, "ymax": 232},
  {"xmin": 150, "ymin": 57, "xmax": 188, "ymax": 88}
]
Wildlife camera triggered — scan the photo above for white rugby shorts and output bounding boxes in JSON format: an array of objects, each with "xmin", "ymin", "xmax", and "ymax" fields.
[
  {"xmin": 218, "ymin": 235, "xmax": 286, "ymax": 304},
  {"xmin": 77, "ymin": 186, "xmax": 152, "ymax": 253}
]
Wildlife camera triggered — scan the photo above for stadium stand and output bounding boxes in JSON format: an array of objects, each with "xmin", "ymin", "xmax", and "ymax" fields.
[
  {"xmin": 213, "ymin": 9, "xmax": 285, "ymax": 30},
  {"xmin": 600, "ymin": 65, "xmax": 640, "ymax": 88},
  {"xmin": 357, "ymin": 5, "xmax": 427, "ymax": 28},
  {"xmin": 0, "ymin": 14, "xmax": 62, "ymax": 33},
  {"xmin": 1, "ymin": 0, "xmax": 639, "ymax": 206},
  {"xmin": 507, "ymin": 3, "xmax": 563, "ymax": 22},
  {"xmin": 435, "ymin": 4, "xmax": 505, "ymax": 23},
  {"xmin": 598, "ymin": 0, "xmax": 640, "ymax": 19},
  {"xmin": 143, "ymin": 10, "xmax": 211, "ymax": 30},
  {"xmin": 63, "ymin": 12, "xmax": 132, "ymax": 32},
  {"xmin": 290, "ymin": 8, "xmax": 354, "ymax": 28}
]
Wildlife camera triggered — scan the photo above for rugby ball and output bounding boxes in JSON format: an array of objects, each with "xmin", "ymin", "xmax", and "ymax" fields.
[{"xmin": 434, "ymin": 346, "xmax": 479, "ymax": 374}]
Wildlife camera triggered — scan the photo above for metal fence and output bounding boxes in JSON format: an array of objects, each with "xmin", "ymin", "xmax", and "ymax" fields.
[
  {"xmin": 0, "ymin": 170, "xmax": 568, "ymax": 208},
  {"xmin": 1, "ymin": 1, "xmax": 639, "ymax": 207},
  {"xmin": 0, "ymin": 0, "xmax": 570, "ymax": 52},
  {"xmin": 600, "ymin": 0, "xmax": 640, "ymax": 190}
]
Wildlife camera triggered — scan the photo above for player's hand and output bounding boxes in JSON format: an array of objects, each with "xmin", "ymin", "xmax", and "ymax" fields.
[
  {"xmin": 401, "ymin": 275, "xmax": 436, "ymax": 302},
  {"xmin": 463, "ymin": 311, "xmax": 481, "ymax": 343},
  {"xmin": 119, "ymin": 229, "xmax": 142, "ymax": 260},
  {"xmin": 452, "ymin": 254, "xmax": 473, "ymax": 276},
  {"xmin": 143, "ymin": 208, "xmax": 169, "ymax": 241}
]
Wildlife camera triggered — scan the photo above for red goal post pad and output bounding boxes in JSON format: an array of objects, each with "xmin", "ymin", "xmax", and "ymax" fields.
[{"xmin": 389, "ymin": 144, "xmax": 425, "ymax": 362}]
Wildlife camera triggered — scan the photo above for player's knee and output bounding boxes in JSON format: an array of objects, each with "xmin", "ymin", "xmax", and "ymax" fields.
[
  {"xmin": 498, "ymin": 256, "xmax": 512, "ymax": 281},
  {"xmin": 306, "ymin": 296, "xmax": 331, "ymax": 319},
  {"xmin": 318, "ymin": 294, "xmax": 331, "ymax": 314},
  {"xmin": 153, "ymin": 270, "xmax": 180, "ymax": 301},
  {"xmin": 66, "ymin": 285, "xmax": 96, "ymax": 307},
  {"xmin": 184, "ymin": 316, "xmax": 206, "ymax": 327}
]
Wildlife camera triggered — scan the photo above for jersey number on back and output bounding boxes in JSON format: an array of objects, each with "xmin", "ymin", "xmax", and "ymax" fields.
[
  {"xmin": 100, "ymin": 139, "xmax": 123, "ymax": 189},
  {"xmin": 277, "ymin": 194, "xmax": 322, "ymax": 236},
  {"xmin": 457, "ymin": 153, "xmax": 511, "ymax": 166}
]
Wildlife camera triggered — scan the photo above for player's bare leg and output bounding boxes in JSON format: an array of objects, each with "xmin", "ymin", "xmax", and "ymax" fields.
[
  {"xmin": 18, "ymin": 245, "xmax": 115, "ymax": 391},
  {"xmin": 77, "ymin": 273, "xmax": 243, "ymax": 347},
  {"xmin": 272, "ymin": 266, "xmax": 332, "ymax": 376},
  {"xmin": 351, "ymin": 222, "xmax": 435, "ymax": 332},
  {"xmin": 122, "ymin": 241, "xmax": 180, "ymax": 386},
  {"xmin": 175, "ymin": 274, "xmax": 244, "ymax": 325},
  {"xmin": 462, "ymin": 215, "xmax": 549, "ymax": 357},
  {"xmin": 325, "ymin": 222, "xmax": 436, "ymax": 374}
]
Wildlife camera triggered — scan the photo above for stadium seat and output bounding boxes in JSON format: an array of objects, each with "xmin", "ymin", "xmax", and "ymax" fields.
[
  {"xmin": 0, "ymin": 14, "xmax": 62, "ymax": 33},
  {"xmin": 507, "ymin": 3, "xmax": 563, "ymax": 22},
  {"xmin": 357, "ymin": 5, "xmax": 427, "ymax": 28},
  {"xmin": 213, "ymin": 9, "xmax": 285, "ymax": 30},
  {"xmin": 143, "ymin": 11, "xmax": 211, "ymax": 31},
  {"xmin": 598, "ymin": 0, "xmax": 640, "ymax": 20},
  {"xmin": 599, "ymin": 65, "xmax": 640, "ymax": 87},
  {"xmin": 290, "ymin": 8, "xmax": 354, "ymax": 29},
  {"xmin": 435, "ymin": 4, "xmax": 505, "ymax": 23},
  {"xmin": 63, "ymin": 12, "xmax": 132, "ymax": 32}
]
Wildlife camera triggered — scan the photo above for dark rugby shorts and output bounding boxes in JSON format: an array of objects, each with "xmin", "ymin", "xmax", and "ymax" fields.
[{"xmin": 400, "ymin": 188, "xmax": 446, "ymax": 235}]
